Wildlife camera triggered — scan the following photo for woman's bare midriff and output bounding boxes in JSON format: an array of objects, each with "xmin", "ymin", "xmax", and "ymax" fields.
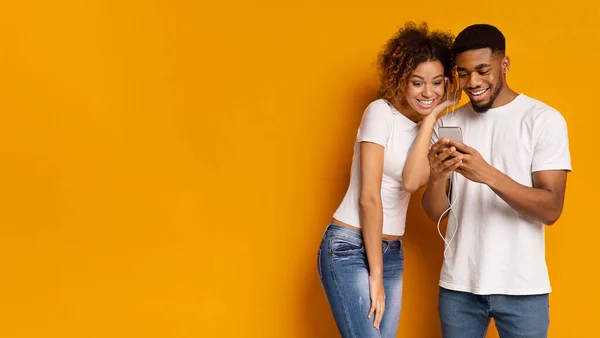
[{"xmin": 331, "ymin": 218, "xmax": 402, "ymax": 241}]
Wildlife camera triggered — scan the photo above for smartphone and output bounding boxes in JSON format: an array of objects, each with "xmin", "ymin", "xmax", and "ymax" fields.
[{"xmin": 438, "ymin": 126, "xmax": 463, "ymax": 143}]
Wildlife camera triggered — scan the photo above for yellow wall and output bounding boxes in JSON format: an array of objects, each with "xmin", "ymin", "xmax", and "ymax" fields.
[{"xmin": 0, "ymin": 1, "xmax": 597, "ymax": 337}]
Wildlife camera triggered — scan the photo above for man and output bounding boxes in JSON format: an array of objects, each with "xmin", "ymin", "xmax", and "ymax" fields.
[{"xmin": 422, "ymin": 24, "xmax": 571, "ymax": 338}]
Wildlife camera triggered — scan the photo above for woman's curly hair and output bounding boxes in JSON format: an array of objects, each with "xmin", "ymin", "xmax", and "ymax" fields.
[{"xmin": 377, "ymin": 22, "xmax": 459, "ymax": 111}]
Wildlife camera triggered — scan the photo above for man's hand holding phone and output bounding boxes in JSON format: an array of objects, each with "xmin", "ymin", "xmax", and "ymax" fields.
[
  {"xmin": 446, "ymin": 139, "xmax": 496, "ymax": 185},
  {"xmin": 428, "ymin": 138, "xmax": 463, "ymax": 183}
]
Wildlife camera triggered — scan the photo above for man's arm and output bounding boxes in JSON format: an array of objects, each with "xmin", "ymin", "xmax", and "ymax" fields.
[
  {"xmin": 450, "ymin": 140, "xmax": 568, "ymax": 225},
  {"xmin": 486, "ymin": 169, "xmax": 567, "ymax": 225}
]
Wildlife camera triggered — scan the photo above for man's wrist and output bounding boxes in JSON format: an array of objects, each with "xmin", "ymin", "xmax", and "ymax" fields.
[
  {"xmin": 483, "ymin": 165, "xmax": 501, "ymax": 189},
  {"xmin": 430, "ymin": 175, "xmax": 449, "ymax": 187}
]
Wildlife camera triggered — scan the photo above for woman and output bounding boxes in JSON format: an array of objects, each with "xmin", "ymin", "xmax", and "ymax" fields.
[{"xmin": 317, "ymin": 22, "xmax": 460, "ymax": 337}]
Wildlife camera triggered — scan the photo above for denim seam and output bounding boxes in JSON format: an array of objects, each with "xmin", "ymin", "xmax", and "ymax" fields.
[
  {"xmin": 329, "ymin": 240, "xmax": 358, "ymax": 338},
  {"xmin": 482, "ymin": 295, "xmax": 491, "ymax": 338},
  {"xmin": 317, "ymin": 248, "xmax": 323, "ymax": 280},
  {"xmin": 481, "ymin": 325, "xmax": 489, "ymax": 338}
]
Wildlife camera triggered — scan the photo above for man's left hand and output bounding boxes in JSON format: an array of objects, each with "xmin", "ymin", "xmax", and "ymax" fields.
[{"xmin": 447, "ymin": 140, "xmax": 496, "ymax": 184}]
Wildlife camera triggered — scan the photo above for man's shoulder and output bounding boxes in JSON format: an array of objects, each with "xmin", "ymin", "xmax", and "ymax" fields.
[
  {"xmin": 520, "ymin": 94, "xmax": 565, "ymax": 125},
  {"xmin": 518, "ymin": 94, "xmax": 563, "ymax": 120}
]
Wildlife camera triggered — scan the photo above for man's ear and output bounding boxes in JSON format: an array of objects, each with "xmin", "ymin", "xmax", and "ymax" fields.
[{"xmin": 502, "ymin": 56, "xmax": 510, "ymax": 74}]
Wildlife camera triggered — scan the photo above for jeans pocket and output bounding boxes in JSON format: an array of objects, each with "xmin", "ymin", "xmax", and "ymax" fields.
[{"xmin": 330, "ymin": 236, "xmax": 364, "ymax": 256}]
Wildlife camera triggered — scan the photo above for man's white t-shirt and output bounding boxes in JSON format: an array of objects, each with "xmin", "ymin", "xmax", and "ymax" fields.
[
  {"xmin": 431, "ymin": 94, "xmax": 571, "ymax": 295},
  {"xmin": 334, "ymin": 99, "xmax": 419, "ymax": 236}
]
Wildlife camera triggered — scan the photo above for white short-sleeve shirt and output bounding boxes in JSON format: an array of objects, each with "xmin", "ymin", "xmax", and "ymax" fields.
[
  {"xmin": 334, "ymin": 99, "xmax": 420, "ymax": 236},
  {"xmin": 431, "ymin": 94, "xmax": 572, "ymax": 295}
]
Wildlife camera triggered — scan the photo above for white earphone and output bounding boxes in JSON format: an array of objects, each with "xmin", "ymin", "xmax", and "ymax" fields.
[{"xmin": 437, "ymin": 80, "xmax": 460, "ymax": 260}]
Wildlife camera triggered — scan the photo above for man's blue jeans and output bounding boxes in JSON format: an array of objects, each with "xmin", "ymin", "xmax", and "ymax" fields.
[{"xmin": 438, "ymin": 287, "xmax": 549, "ymax": 338}]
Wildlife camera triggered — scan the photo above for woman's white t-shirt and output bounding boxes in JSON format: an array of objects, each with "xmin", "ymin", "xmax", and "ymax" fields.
[{"xmin": 334, "ymin": 99, "xmax": 420, "ymax": 236}]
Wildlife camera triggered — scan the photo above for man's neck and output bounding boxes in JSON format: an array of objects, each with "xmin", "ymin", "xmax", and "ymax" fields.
[{"xmin": 491, "ymin": 86, "xmax": 519, "ymax": 109}]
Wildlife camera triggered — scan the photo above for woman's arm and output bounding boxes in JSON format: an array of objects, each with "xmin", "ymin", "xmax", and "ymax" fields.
[
  {"xmin": 402, "ymin": 100, "xmax": 456, "ymax": 193},
  {"xmin": 359, "ymin": 141, "xmax": 386, "ymax": 330}
]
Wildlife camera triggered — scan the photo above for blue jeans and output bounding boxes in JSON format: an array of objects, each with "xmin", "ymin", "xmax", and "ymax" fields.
[
  {"xmin": 438, "ymin": 287, "xmax": 550, "ymax": 338},
  {"xmin": 317, "ymin": 224, "xmax": 404, "ymax": 338}
]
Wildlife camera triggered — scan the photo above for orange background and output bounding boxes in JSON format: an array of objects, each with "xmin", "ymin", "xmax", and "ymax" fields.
[{"xmin": 0, "ymin": 1, "xmax": 598, "ymax": 337}]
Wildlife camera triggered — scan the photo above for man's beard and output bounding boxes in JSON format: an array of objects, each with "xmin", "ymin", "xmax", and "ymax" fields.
[{"xmin": 471, "ymin": 77, "xmax": 503, "ymax": 113}]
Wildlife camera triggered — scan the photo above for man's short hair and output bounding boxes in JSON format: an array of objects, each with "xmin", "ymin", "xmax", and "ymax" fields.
[{"xmin": 452, "ymin": 24, "xmax": 506, "ymax": 57}]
